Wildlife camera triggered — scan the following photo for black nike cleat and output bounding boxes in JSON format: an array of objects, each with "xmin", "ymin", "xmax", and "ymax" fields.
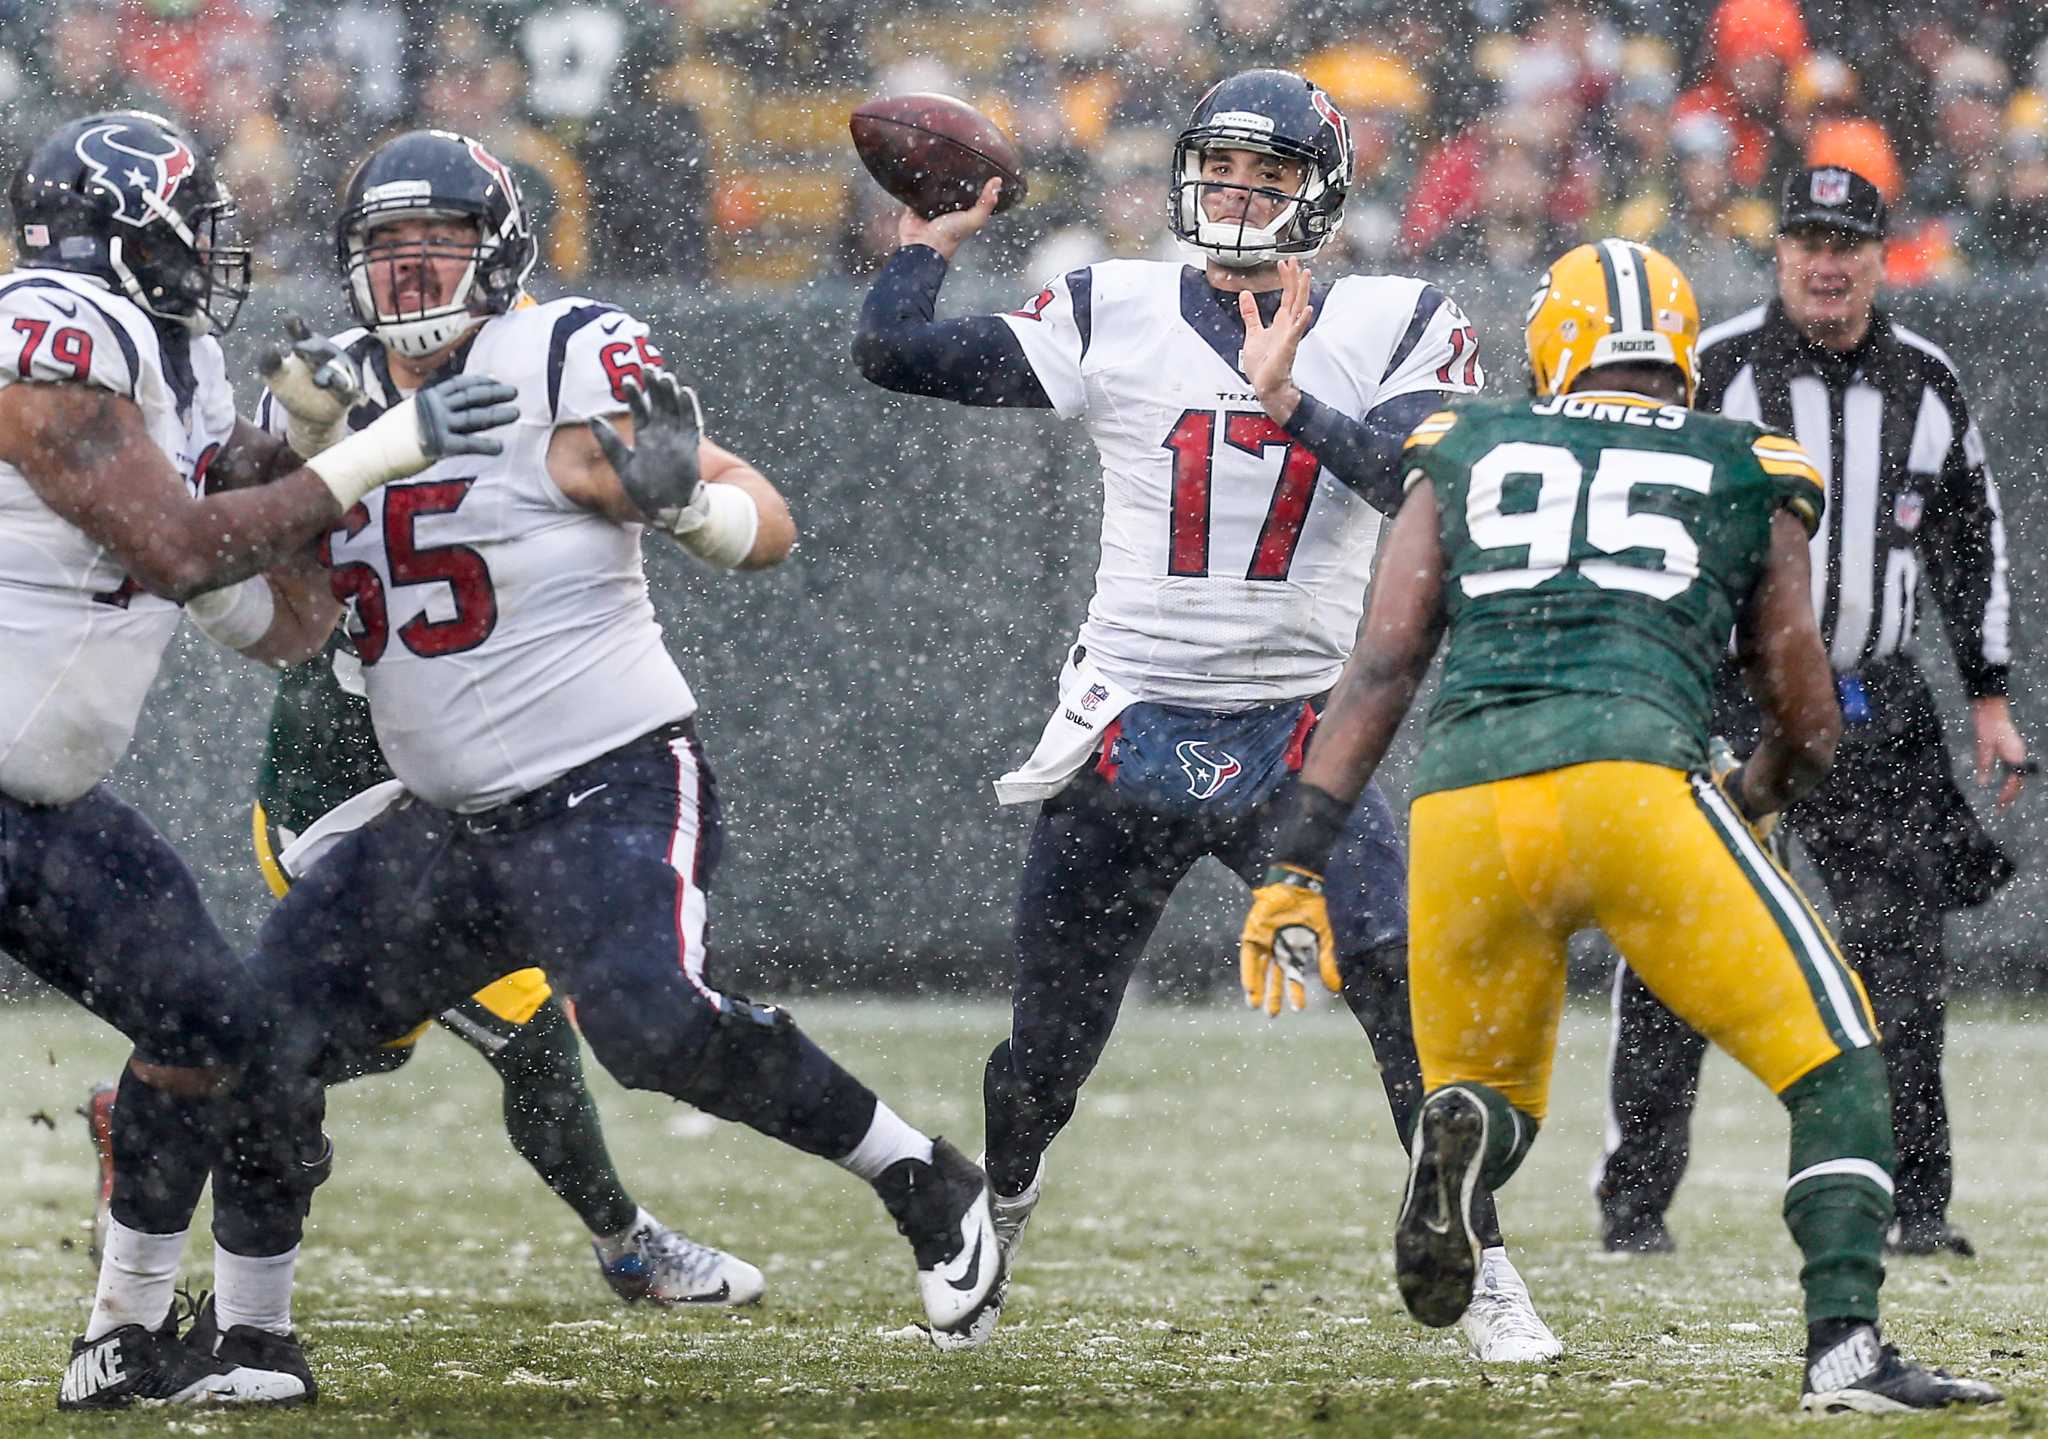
[
  {"xmin": 1886, "ymin": 1216, "xmax": 1977, "ymax": 1258},
  {"xmin": 185, "ymin": 1294, "xmax": 317, "ymax": 1404},
  {"xmin": 873, "ymin": 1138, "xmax": 1001, "ymax": 1334},
  {"xmin": 1394, "ymin": 1088, "xmax": 1488, "ymax": 1329},
  {"xmin": 1600, "ymin": 1210, "xmax": 1676, "ymax": 1255},
  {"xmin": 57, "ymin": 1308, "xmax": 305, "ymax": 1410},
  {"xmin": 1800, "ymin": 1323, "xmax": 2001, "ymax": 1414}
]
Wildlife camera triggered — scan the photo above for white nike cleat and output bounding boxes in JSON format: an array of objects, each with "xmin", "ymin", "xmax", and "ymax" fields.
[
  {"xmin": 874, "ymin": 1138, "xmax": 1002, "ymax": 1335},
  {"xmin": 594, "ymin": 1216, "xmax": 765, "ymax": 1306},
  {"xmin": 1458, "ymin": 1248, "xmax": 1562, "ymax": 1363},
  {"xmin": 58, "ymin": 1308, "xmax": 308, "ymax": 1410},
  {"xmin": 925, "ymin": 1152, "xmax": 1043, "ymax": 1352}
]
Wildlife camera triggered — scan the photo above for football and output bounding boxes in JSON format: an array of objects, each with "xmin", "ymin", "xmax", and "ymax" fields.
[{"xmin": 849, "ymin": 93, "xmax": 1026, "ymax": 220}]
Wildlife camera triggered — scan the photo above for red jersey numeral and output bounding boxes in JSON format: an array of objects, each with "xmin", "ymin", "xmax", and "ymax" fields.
[
  {"xmin": 1436, "ymin": 324, "xmax": 1481, "ymax": 388},
  {"xmin": 599, "ymin": 334, "xmax": 664, "ymax": 403},
  {"xmin": 1161, "ymin": 408, "xmax": 1323, "ymax": 582},
  {"xmin": 13, "ymin": 317, "xmax": 94, "ymax": 381},
  {"xmin": 324, "ymin": 480, "xmax": 496, "ymax": 664}
]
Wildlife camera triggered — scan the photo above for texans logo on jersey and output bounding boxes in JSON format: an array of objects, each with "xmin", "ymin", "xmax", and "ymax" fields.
[
  {"xmin": 1176, "ymin": 740, "xmax": 1243, "ymax": 799},
  {"xmin": 73, "ymin": 121, "xmax": 196, "ymax": 228}
]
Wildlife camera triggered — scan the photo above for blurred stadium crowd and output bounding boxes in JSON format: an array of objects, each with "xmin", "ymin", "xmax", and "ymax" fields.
[{"xmin": 0, "ymin": 0, "xmax": 2043, "ymax": 293}]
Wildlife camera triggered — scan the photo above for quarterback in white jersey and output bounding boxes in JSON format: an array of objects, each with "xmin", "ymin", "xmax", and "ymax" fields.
[
  {"xmin": 233, "ymin": 130, "xmax": 1006, "ymax": 1368},
  {"xmin": 0, "ymin": 110, "xmax": 518, "ymax": 1411},
  {"xmin": 856, "ymin": 69, "xmax": 1557, "ymax": 1360}
]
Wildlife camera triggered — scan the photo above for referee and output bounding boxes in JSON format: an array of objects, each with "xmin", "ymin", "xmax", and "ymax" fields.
[{"xmin": 1597, "ymin": 166, "xmax": 2030, "ymax": 1259}]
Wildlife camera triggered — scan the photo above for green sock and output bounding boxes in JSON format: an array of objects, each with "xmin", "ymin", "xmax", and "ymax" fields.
[
  {"xmin": 485, "ymin": 999, "xmax": 639, "ymax": 1238},
  {"xmin": 1428, "ymin": 1083, "xmax": 1539, "ymax": 1192},
  {"xmin": 1780, "ymin": 1047, "xmax": 1895, "ymax": 1324}
]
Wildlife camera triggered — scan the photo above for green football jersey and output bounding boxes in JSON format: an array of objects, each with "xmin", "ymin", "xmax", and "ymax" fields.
[
  {"xmin": 1402, "ymin": 391, "xmax": 1825, "ymax": 797},
  {"xmin": 255, "ymin": 631, "xmax": 392, "ymax": 836}
]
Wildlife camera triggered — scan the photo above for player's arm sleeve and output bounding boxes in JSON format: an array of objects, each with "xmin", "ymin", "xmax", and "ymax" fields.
[
  {"xmin": 0, "ymin": 283, "xmax": 138, "ymax": 399},
  {"xmin": 1748, "ymin": 431, "xmax": 1827, "ymax": 537},
  {"xmin": 1399, "ymin": 410, "xmax": 1459, "ymax": 496},
  {"xmin": 852, "ymin": 245, "xmax": 1057, "ymax": 410},
  {"xmin": 1919, "ymin": 387, "xmax": 2012, "ymax": 698},
  {"xmin": 1284, "ymin": 389, "xmax": 1451, "ymax": 514}
]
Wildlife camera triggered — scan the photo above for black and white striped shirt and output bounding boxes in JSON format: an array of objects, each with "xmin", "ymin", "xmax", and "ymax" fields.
[{"xmin": 1698, "ymin": 300, "xmax": 2012, "ymax": 696}]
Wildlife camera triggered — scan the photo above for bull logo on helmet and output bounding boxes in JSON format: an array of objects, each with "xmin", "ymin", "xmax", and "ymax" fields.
[
  {"xmin": 1309, "ymin": 89, "xmax": 1352, "ymax": 178},
  {"xmin": 465, "ymin": 138, "xmax": 525, "ymax": 229},
  {"xmin": 74, "ymin": 121, "xmax": 196, "ymax": 228}
]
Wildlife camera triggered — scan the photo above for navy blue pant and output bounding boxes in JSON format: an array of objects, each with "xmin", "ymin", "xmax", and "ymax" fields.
[
  {"xmin": 228, "ymin": 723, "xmax": 876, "ymax": 1250},
  {"xmin": 981, "ymin": 760, "xmax": 1503, "ymax": 1243},
  {"xmin": 1, "ymin": 785, "xmax": 252, "ymax": 1067}
]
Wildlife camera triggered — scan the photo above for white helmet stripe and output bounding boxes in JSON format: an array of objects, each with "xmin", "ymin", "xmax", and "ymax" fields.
[{"xmin": 1601, "ymin": 238, "xmax": 1644, "ymax": 333}]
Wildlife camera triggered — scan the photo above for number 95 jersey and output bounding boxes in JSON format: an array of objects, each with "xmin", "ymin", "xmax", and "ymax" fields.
[
  {"xmin": 278, "ymin": 298, "xmax": 694, "ymax": 814},
  {"xmin": 1404, "ymin": 392, "xmax": 1826, "ymax": 798},
  {"xmin": 999, "ymin": 260, "xmax": 1482, "ymax": 708}
]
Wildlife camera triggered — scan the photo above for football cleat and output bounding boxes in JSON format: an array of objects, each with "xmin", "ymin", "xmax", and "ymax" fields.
[
  {"xmin": 1394, "ymin": 1087, "xmax": 1487, "ymax": 1329},
  {"xmin": 1458, "ymin": 1249, "xmax": 1562, "ymax": 1363},
  {"xmin": 1800, "ymin": 1323, "xmax": 2002, "ymax": 1414},
  {"xmin": 873, "ymin": 1138, "xmax": 1002, "ymax": 1335},
  {"xmin": 184, "ymin": 1294, "xmax": 317, "ymax": 1405},
  {"xmin": 924, "ymin": 1151, "xmax": 1043, "ymax": 1352},
  {"xmin": 1600, "ymin": 1210, "xmax": 1676, "ymax": 1255},
  {"xmin": 81, "ymin": 1081, "xmax": 116, "ymax": 1265},
  {"xmin": 1886, "ymin": 1216, "xmax": 1977, "ymax": 1258},
  {"xmin": 593, "ymin": 1218, "xmax": 765, "ymax": 1307},
  {"xmin": 58, "ymin": 1303, "xmax": 307, "ymax": 1410}
]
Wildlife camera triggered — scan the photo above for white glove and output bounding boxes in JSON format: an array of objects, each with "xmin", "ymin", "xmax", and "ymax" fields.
[{"xmin": 259, "ymin": 315, "xmax": 366, "ymax": 459}]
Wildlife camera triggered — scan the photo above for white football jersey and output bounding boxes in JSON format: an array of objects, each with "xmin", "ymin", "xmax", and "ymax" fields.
[
  {"xmin": 0, "ymin": 269, "xmax": 235, "ymax": 805},
  {"xmin": 1000, "ymin": 260, "xmax": 1482, "ymax": 708},
  {"xmin": 300, "ymin": 299, "xmax": 695, "ymax": 813}
]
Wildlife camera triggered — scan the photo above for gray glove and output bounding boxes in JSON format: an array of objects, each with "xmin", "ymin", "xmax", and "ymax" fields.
[
  {"xmin": 588, "ymin": 367, "xmax": 706, "ymax": 529},
  {"xmin": 417, "ymin": 374, "xmax": 521, "ymax": 459}
]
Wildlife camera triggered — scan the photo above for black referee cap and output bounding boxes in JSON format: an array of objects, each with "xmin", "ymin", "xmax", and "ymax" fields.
[{"xmin": 1780, "ymin": 166, "xmax": 1888, "ymax": 239}]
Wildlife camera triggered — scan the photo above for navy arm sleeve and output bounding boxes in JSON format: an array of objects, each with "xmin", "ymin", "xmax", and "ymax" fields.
[
  {"xmin": 1282, "ymin": 389, "xmax": 1450, "ymax": 514},
  {"xmin": 853, "ymin": 245, "xmax": 1053, "ymax": 408}
]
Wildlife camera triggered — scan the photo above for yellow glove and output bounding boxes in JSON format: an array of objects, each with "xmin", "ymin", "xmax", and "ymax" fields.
[
  {"xmin": 1707, "ymin": 735, "xmax": 1785, "ymax": 861},
  {"xmin": 1239, "ymin": 865, "xmax": 1341, "ymax": 1017}
]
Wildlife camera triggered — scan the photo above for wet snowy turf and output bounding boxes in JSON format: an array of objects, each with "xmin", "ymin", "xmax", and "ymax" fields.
[{"xmin": 3, "ymin": 995, "xmax": 2043, "ymax": 1436}]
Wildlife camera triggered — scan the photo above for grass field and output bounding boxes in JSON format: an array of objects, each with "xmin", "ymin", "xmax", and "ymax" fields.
[{"xmin": 2, "ymin": 995, "xmax": 2043, "ymax": 1437}]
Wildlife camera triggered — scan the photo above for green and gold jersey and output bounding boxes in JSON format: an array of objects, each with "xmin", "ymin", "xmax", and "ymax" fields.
[
  {"xmin": 255, "ymin": 631, "xmax": 392, "ymax": 838},
  {"xmin": 1402, "ymin": 391, "xmax": 1825, "ymax": 797}
]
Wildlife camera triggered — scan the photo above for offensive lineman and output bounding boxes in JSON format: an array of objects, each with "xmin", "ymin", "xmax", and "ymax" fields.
[
  {"xmin": 208, "ymin": 129, "xmax": 1002, "ymax": 1370},
  {"xmin": 0, "ymin": 110, "xmax": 516, "ymax": 1408},
  {"xmin": 1239, "ymin": 238, "xmax": 2001, "ymax": 1413},
  {"xmin": 855, "ymin": 69, "xmax": 1556, "ymax": 1359}
]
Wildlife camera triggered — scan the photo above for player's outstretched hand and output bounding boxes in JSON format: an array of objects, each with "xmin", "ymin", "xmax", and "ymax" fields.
[
  {"xmin": 416, "ymin": 374, "xmax": 521, "ymax": 459},
  {"xmin": 1240, "ymin": 259, "xmax": 1314, "ymax": 421},
  {"xmin": 1239, "ymin": 864, "xmax": 1340, "ymax": 1018},
  {"xmin": 258, "ymin": 315, "xmax": 366, "ymax": 457},
  {"xmin": 1707, "ymin": 735, "xmax": 1788, "ymax": 864},
  {"xmin": 589, "ymin": 367, "xmax": 707, "ymax": 529},
  {"xmin": 898, "ymin": 177, "xmax": 1003, "ymax": 262}
]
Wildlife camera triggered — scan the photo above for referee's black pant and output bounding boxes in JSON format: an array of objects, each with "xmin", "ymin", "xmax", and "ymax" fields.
[{"xmin": 1597, "ymin": 658, "xmax": 2011, "ymax": 1237}]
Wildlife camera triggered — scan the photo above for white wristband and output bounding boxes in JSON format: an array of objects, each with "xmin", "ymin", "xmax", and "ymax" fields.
[
  {"xmin": 664, "ymin": 483, "xmax": 759, "ymax": 568},
  {"xmin": 185, "ymin": 576, "xmax": 276, "ymax": 651},
  {"xmin": 305, "ymin": 397, "xmax": 431, "ymax": 511}
]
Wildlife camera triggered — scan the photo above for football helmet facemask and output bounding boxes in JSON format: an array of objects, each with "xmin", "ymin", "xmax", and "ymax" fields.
[
  {"xmin": 1170, "ymin": 69, "xmax": 1351, "ymax": 267},
  {"xmin": 335, "ymin": 129, "xmax": 538, "ymax": 359},
  {"xmin": 1525, "ymin": 238, "xmax": 1701, "ymax": 401},
  {"xmin": 9, "ymin": 110, "xmax": 251, "ymax": 335}
]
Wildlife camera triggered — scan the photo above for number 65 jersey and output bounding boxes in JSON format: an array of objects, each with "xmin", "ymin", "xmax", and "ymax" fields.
[
  {"xmin": 275, "ymin": 297, "xmax": 694, "ymax": 814},
  {"xmin": 999, "ymin": 260, "xmax": 1482, "ymax": 709},
  {"xmin": 1402, "ymin": 391, "xmax": 1826, "ymax": 798}
]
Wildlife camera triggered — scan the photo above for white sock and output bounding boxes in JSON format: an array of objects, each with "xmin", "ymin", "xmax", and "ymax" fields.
[
  {"xmin": 214, "ymin": 1243, "xmax": 299, "ymax": 1338},
  {"xmin": 1479, "ymin": 1245, "xmax": 1521, "ymax": 1291},
  {"xmin": 836, "ymin": 1101, "xmax": 934, "ymax": 1181},
  {"xmin": 595, "ymin": 1208, "xmax": 656, "ymax": 1263},
  {"xmin": 85, "ymin": 1221, "xmax": 187, "ymax": 1340}
]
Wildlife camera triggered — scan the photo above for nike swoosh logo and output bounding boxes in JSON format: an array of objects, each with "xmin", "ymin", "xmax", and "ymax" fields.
[
  {"xmin": 680, "ymin": 1282, "xmax": 731, "ymax": 1304},
  {"xmin": 567, "ymin": 784, "xmax": 609, "ymax": 807},
  {"xmin": 599, "ymin": 316, "xmax": 626, "ymax": 335},
  {"xmin": 42, "ymin": 296, "xmax": 78, "ymax": 318},
  {"xmin": 943, "ymin": 1232, "xmax": 985, "ymax": 1293}
]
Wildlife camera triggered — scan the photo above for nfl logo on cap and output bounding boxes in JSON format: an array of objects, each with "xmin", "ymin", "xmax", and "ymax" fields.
[{"xmin": 1811, "ymin": 169, "xmax": 1852, "ymax": 206}]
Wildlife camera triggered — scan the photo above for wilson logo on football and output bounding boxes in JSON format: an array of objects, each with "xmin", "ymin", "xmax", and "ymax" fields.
[
  {"xmin": 1176, "ymin": 740, "xmax": 1243, "ymax": 800},
  {"xmin": 73, "ymin": 121, "xmax": 196, "ymax": 228}
]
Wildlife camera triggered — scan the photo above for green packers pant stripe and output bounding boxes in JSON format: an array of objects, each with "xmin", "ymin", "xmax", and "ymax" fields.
[{"xmin": 1689, "ymin": 776, "xmax": 1874, "ymax": 1052}]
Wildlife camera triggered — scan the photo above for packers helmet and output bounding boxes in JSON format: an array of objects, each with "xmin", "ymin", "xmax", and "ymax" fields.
[{"xmin": 1525, "ymin": 239, "xmax": 1700, "ymax": 401}]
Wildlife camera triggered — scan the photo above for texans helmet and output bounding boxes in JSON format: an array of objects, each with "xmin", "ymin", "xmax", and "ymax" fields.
[
  {"xmin": 1170, "ymin": 70, "xmax": 1351, "ymax": 267},
  {"xmin": 8, "ymin": 110, "xmax": 250, "ymax": 335},
  {"xmin": 335, "ymin": 129, "xmax": 538, "ymax": 359}
]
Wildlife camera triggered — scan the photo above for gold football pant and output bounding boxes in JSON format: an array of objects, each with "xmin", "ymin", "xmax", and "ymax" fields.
[
  {"xmin": 1408, "ymin": 761, "xmax": 1877, "ymax": 1123},
  {"xmin": 253, "ymin": 801, "xmax": 552, "ymax": 1047}
]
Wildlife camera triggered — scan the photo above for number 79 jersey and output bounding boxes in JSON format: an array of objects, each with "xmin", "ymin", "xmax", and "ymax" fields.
[
  {"xmin": 278, "ymin": 297, "xmax": 694, "ymax": 814},
  {"xmin": 999, "ymin": 259, "xmax": 1482, "ymax": 708},
  {"xmin": 1404, "ymin": 392, "xmax": 1826, "ymax": 798}
]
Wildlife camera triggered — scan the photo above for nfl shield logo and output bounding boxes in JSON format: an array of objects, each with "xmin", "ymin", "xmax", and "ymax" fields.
[
  {"xmin": 1811, "ymin": 169, "xmax": 1852, "ymax": 206},
  {"xmin": 1080, "ymin": 683, "xmax": 1110, "ymax": 712},
  {"xmin": 1895, "ymin": 489, "xmax": 1925, "ymax": 532}
]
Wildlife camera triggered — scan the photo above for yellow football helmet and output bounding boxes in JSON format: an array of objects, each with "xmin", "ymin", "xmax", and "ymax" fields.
[{"xmin": 1525, "ymin": 239, "xmax": 1701, "ymax": 401}]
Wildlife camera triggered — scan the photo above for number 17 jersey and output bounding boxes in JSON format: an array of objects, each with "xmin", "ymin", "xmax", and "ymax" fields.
[
  {"xmin": 1403, "ymin": 392, "xmax": 1826, "ymax": 797},
  {"xmin": 999, "ymin": 260, "xmax": 1482, "ymax": 709}
]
